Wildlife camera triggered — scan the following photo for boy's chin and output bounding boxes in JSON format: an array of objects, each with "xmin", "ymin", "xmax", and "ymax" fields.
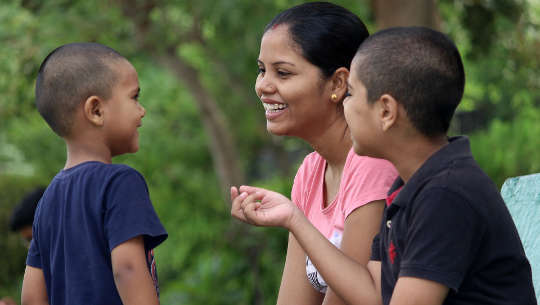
[{"xmin": 352, "ymin": 142, "xmax": 375, "ymax": 158}]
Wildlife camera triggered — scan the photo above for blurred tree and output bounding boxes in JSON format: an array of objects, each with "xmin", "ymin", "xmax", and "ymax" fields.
[
  {"xmin": 0, "ymin": 1, "xmax": 538, "ymax": 304},
  {"xmin": 371, "ymin": 0, "xmax": 441, "ymax": 29}
]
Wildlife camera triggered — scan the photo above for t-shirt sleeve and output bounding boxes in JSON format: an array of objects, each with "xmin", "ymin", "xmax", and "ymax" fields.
[
  {"xmin": 26, "ymin": 205, "xmax": 42, "ymax": 268},
  {"xmin": 291, "ymin": 154, "xmax": 313, "ymax": 212},
  {"xmin": 343, "ymin": 157, "xmax": 397, "ymax": 218},
  {"xmin": 26, "ymin": 237, "xmax": 41, "ymax": 268},
  {"xmin": 399, "ymin": 188, "xmax": 482, "ymax": 291},
  {"xmin": 104, "ymin": 169, "xmax": 168, "ymax": 252}
]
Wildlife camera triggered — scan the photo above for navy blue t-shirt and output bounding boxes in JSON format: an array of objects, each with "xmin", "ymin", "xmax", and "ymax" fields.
[{"xmin": 27, "ymin": 162, "xmax": 168, "ymax": 305}]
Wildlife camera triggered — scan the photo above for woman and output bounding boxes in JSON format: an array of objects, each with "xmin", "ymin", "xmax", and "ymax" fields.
[{"xmin": 232, "ymin": 2, "xmax": 397, "ymax": 304}]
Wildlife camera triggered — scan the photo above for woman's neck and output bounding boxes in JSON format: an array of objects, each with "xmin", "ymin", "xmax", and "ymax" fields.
[{"xmin": 308, "ymin": 117, "xmax": 351, "ymax": 169}]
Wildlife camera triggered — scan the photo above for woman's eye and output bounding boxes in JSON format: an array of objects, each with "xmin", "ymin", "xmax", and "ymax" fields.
[
  {"xmin": 277, "ymin": 70, "xmax": 291, "ymax": 77},
  {"xmin": 257, "ymin": 67, "xmax": 265, "ymax": 74}
]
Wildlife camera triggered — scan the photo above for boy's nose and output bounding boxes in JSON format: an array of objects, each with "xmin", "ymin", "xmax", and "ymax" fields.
[{"xmin": 140, "ymin": 104, "xmax": 146, "ymax": 117}]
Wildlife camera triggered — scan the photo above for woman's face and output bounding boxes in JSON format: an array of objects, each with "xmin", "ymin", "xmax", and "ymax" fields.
[{"xmin": 255, "ymin": 25, "xmax": 333, "ymax": 138}]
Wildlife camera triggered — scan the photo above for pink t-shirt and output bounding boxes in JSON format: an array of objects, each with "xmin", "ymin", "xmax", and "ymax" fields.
[{"xmin": 291, "ymin": 148, "xmax": 398, "ymax": 292}]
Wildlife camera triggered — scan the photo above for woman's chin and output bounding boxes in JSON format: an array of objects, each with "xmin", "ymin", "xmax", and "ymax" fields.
[{"xmin": 266, "ymin": 124, "xmax": 289, "ymax": 137}]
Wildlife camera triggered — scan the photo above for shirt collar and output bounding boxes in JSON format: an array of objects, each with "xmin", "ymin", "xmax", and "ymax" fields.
[{"xmin": 387, "ymin": 136, "xmax": 473, "ymax": 208}]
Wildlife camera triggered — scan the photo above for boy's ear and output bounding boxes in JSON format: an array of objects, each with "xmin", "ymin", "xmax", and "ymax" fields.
[
  {"xmin": 377, "ymin": 94, "xmax": 399, "ymax": 132},
  {"xmin": 83, "ymin": 96, "xmax": 105, "ymax": 126},
  {"xmin": 329, "ymin": 67, "xmax": 349, "ymax": 103}
]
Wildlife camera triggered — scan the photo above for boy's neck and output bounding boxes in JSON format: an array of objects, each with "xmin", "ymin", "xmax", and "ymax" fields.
[
  {"xmin": 64, "ymin": 138, "xmax": 112, "ymax": 169},
  {"xmin": 389, "ymin": 134, "xmax": 448, "ymax": 183}
]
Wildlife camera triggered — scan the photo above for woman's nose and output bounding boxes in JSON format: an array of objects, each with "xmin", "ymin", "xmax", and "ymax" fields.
[{"xmin": 256, "ymin": 75, "xmax": 276, "ymax": 96}]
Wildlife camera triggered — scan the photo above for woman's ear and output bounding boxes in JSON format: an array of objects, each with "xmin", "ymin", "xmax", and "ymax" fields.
[
  {"xmin": 330, "ymin": 67, "xmax": 349, "ymax": 103},
  {"xmin": 83, "ymin": 96, "xmax": 105, "ymax": 126},
  {"xmin": 377, "ymin": 94, "xmax": 399, "ymax": 132}
]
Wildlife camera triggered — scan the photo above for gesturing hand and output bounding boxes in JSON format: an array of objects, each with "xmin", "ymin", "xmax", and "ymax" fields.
[{"xmin": 230, "ymin": 185, "xmax": 299, "ymax": 230}]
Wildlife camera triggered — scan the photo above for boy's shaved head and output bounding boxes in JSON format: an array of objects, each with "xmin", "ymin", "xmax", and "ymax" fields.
[
  {"xmin": 354, "ymin": 27, "xmax": 465, "ymax": 137},
  {"xmin": 35, "ymin": 42, "xmax": 126, "ymax": 137}
]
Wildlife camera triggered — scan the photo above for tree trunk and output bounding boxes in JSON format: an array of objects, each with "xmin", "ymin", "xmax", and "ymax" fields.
[
  {"xmin": 157, "ymin": 52, "xmax": 245, "ymax": 194},
  {"xmin": 371, "ymin": 0, "xmax": 441, "ymax": 30},
  {"xmin": 116, "ymin": 0, "xmax": 245, "ymax": 196}
]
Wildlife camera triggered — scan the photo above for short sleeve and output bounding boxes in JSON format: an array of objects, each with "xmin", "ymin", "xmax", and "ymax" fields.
[
  {"xmin": 104, "ymin": 169, "xmax": 167, "ymax": 252},
  {"xmin": 343, "ymin": 157, "xmax": 397, "ymax": 218},
  {"xmin": 291, "ymin": 154, "xmax": 315, "ymax": 212},
  {"xmin": 291, "ymin": 169, "xmax": 304, "ymax": 211},
  {"xmin": 399, "ymin": 188, "xmax": 482, "ymax": 290},
  {"xmin": 26, "ymin": 238, "xmax": 42, "ymax": 268},
  {"xmin": 26, "ymin": 206, "xmax": 42, "ymax": 268}
]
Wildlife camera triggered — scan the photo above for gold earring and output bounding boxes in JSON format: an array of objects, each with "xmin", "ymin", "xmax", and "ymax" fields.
[{"xmin": 331, "ymin": 94, "xmax": 337, "ymax": 101}]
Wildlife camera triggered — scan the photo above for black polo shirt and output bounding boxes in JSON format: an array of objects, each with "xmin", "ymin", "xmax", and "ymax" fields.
[{"xmin": 371, "ymin": 136, "xmax": 536, "ymax": 305}]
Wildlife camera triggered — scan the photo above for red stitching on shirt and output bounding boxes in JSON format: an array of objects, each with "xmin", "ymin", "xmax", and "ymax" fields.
[{"xmin": 389, "ymin": 241, "xmax": 396, "ymax": 264}]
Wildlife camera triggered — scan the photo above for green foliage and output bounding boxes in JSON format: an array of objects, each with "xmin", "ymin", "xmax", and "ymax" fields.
[
  {"xmin": 0, "ymin": 175, "xmax": 46, "ymax": 299},
  {"xmin": 0, "ymin": 0, "xmax": 539, "ymax": 303},
  {"xmin": 470, "ymin": 108, "xmax": 540, "ymax": 188}
]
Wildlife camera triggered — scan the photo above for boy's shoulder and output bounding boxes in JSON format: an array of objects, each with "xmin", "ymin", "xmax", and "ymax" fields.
[
  {"xmin": 403, "ymin": 136, "xmax": 500, "ymax": 209},
  {"xmin": 56, "ymin": 161, "xmax": 143, "ymax": 180}
]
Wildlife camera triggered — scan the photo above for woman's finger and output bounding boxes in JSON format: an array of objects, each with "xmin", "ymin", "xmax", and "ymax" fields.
[
  {"xmin": 230, "ymin": 186, "xmax": 239, "ymax": 201},
  {"xmin": 243, "ymin": 201, "xmax": 262, "ymax": 225},
  {"xmin": 231, "ymin": 192, "xmax": 248, "ymax": 222}
]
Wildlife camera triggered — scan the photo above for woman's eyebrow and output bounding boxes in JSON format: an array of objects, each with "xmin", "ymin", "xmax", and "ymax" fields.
[{"xmin": 272, "ymin": 61, "xmax": 295, "ymax": 66}]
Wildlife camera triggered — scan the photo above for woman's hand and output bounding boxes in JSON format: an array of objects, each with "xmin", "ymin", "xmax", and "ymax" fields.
[{"xmin": 230, "ymin": 185, "xmax": 300, "ymax": 230}]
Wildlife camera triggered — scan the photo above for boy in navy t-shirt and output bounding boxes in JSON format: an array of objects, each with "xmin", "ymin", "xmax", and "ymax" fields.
[{"xmin": 22, "ymin": 43, "xmax": 168, "ymax": 305}]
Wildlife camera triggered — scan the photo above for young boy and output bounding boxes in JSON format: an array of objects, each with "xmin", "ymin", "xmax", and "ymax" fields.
[
  {"xmin": 22, "ymin": 43, "xmax": 168, "ymax": 305},
  {"xmin": 231, "ymin": 27, "xmax": 536, "ymax": 304}
]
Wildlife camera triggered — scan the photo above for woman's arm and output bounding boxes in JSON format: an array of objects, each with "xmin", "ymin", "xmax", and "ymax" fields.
[
  {"xmin": 276, "ymin": 233, "xmax": 324, "ymax": 305},
  {"xmin": 322, "ymin": 200, "xmax": 385, "ymax": 305}
]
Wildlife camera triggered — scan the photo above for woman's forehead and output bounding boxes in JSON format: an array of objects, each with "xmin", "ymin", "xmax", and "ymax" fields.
[{"xmin": 259, "ymin": 26, "xmax": 305, "ymax": 63}]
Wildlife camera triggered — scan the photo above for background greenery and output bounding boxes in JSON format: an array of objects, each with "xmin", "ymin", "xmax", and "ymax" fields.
[{"xmin": 0, "ymin": 0, "xmax": 538, "ymax": 304}]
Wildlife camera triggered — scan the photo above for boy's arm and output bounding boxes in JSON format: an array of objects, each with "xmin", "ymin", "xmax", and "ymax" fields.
[
  {"xmin": 389, "ymin": 277, "xmax": 449, "ymax": 305},
  {"xmin": 111, "ymin": 236, "xmax": 159, "ymax": 305},
  {"xmin": 21, "ymin": 266, "xmax": 49, "ymax": 305}
]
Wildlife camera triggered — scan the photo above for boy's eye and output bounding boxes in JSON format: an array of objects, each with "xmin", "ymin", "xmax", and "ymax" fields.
[
  {"xmin": 257, "ymin": 67, "xmax": 265, "ymax": 75},
  {"xmin": 133, "ymin": 93, "xmax": 139, "ymax": 101},
  {"xmin": 344, "ymin": 91, "xmax": 352, "ymax": 98}
]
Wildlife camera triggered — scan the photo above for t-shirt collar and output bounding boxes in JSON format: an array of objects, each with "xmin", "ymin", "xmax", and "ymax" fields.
[{"xmin": 387, "ymin": 135, "xmax": 472, "ymax": 208}]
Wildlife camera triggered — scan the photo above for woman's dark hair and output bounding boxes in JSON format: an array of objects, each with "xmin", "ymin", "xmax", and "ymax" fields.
[{"xmin": 264, "ymin": 2, "xmax": 369, "ymax": 78}]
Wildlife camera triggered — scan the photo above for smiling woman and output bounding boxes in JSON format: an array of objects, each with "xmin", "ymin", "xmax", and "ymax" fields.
[{"xmin": 232, "ymin": 2, "xmax": 398, "ymax": 305}]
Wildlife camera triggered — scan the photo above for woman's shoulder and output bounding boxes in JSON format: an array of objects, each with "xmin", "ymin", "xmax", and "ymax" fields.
[
  {"xmin": 347, "ymin": 150, "xmax": 396, "ymax": 173},
  {"xmin": 296, "ymin": 151, "xmax": 324, "ymax": 172}
]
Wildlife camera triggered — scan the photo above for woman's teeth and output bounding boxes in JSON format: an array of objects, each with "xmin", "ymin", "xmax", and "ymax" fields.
[{"xmin": 263, "ymin": 103, "xmax": 288, "ymax": 112}]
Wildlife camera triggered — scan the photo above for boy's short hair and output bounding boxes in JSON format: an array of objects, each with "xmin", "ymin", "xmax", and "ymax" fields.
[
  {"xmin": 9, "ymin": 187, "xmax": 45, "ymax": 232},
  {"xmin": 354, "ymin": 27, "xmax": 465, "ymax": 137},
  {"xmin": 35, "ymin": 43, "xmax": 126, "ymax": 137}
]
